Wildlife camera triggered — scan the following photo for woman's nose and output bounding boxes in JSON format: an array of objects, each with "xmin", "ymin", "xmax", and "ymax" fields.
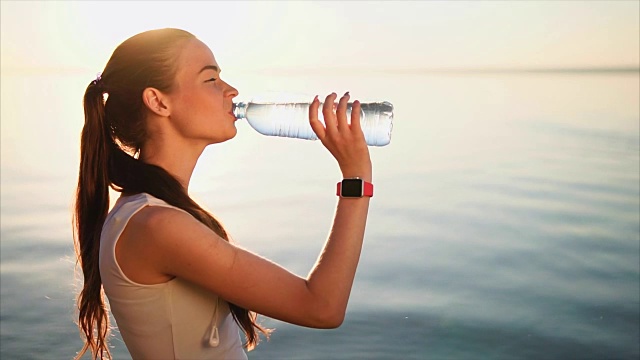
[{"xmin": 223, "ymin": 81, "xmax": 239, "ymax": 98}]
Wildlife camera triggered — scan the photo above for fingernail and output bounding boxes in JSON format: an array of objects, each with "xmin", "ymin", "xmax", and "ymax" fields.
[
  {"xmin": 344, "ymin": 91, "xmax": 350, "ymax": 96},
  {"xmin": 314, "ymin": 95, "xmax": 319, "ymax": 102}
]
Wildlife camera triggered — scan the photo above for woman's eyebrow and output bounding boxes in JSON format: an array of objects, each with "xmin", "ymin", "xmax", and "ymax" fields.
[{"xmin": 198, "ymin": 65, "xmax": 221, "ymax": 74}]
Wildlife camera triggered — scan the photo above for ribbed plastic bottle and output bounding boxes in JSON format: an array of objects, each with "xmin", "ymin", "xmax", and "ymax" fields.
[{"xmin": 233, "ymin": 101, "xmax": 394, "ymax": 146}]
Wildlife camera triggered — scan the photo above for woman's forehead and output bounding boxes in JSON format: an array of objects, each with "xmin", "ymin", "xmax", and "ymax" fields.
[{"xmin": 178, "ymin": 39, "xmax": 219, "ymax": 75}]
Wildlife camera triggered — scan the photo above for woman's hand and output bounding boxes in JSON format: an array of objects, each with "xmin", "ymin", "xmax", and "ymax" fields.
[{"xmin": 309, "ymin": 92, "xmax": 372, "ymax": 182}]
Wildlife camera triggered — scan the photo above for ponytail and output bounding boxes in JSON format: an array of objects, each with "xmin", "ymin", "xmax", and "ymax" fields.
[{"xmin": 73, "ymin": 78, "xmax": 113, "ymax": 360}]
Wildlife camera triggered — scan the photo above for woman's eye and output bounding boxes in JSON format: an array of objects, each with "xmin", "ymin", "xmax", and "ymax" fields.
[{"xmin": 205, "ymin": 77, "xmax": 217, "ymax": 83}]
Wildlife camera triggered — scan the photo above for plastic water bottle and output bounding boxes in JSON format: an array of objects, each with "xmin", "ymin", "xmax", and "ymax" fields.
[{"xmin": 233, "ymin": 101, "xmax": 394, "ymax": 146}]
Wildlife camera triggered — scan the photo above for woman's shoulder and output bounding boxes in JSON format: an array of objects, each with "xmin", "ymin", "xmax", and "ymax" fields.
[
  {"xmin": 118, "ymin": 193, "xmax": 193, "ymax": 227},
  {"xmin": 112, "ymin": 194, "xmax": 210, "ymax": 285},
  {"xmin": 129, "ymin": 201, "xmax": 192, "ymax": 231},
  {"xmin": 107, "ymin": 192, "xmax": 194, "ymax": 235},
  {"xmin": 114, "ymin": 192, "xmax": 184, "ymax": 215},
  {"xmin": 116, "ymin": 194, "xmax": 211, "ymax": 262}
]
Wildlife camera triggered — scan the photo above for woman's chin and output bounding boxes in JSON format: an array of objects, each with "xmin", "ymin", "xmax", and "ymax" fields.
[
  {"xmin": 227, "ymin": 127, "xmax": 238, "ymax": 140},
  {"xmin": 208, "ymin": 128, "xmax": 237, "ymax": 145}
]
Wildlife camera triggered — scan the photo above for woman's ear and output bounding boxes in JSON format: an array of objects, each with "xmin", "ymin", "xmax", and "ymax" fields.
[{"xmin": 142, "ymin": 87, "xmax": 171, "ymax": 117}]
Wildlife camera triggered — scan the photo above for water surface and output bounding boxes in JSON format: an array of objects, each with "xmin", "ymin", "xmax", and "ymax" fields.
[{"xmin": 1, "ymin": 71, "xmax": 638, "ymax": 359}]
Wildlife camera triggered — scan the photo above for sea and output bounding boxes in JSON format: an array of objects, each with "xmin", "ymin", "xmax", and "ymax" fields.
[{"xmin": 1, "ymin": 69, "xmax": 638, "ymax": 359}]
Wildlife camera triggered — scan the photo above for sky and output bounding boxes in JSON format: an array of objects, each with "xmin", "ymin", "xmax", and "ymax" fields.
[{"xmin": 1, "ymin": 0, "xmax": 639, "ymax": 74}]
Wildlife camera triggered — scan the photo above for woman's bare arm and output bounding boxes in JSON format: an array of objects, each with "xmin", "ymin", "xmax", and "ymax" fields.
[{"xmin": 117, "ymin": 92, "xmax": 372, "ymax": 328}]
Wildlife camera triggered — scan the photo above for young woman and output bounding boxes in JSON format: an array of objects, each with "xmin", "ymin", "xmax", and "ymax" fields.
[{"xmin": 74, "ymin": 28, "xmax": 373, "ymax": 359}]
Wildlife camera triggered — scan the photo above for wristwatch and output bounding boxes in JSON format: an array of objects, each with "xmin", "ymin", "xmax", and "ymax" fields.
[{"xmin": 336, "ymin": 178, "xmax": 374, "ymax": 198}]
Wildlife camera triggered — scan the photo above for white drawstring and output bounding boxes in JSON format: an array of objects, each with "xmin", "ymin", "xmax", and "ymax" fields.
[{"xmin": 207, "ymin": 297, "xmax": 220, "ymax": 347}]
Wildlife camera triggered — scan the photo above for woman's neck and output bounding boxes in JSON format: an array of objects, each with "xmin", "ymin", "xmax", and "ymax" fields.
[{"xmin": 139, "ymin": 136, "xmax": 205, "ymax": 191}]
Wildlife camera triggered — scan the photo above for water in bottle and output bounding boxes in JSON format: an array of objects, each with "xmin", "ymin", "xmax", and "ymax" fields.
[{"xmin": 233, "ymin": 101, "xmax": 394, "ymax": 146}]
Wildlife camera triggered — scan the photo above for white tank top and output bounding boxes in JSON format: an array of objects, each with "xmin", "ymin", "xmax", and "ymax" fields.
[{"xmin": 99, "ymin": 193, "xmax": 248, "ymax": 360}]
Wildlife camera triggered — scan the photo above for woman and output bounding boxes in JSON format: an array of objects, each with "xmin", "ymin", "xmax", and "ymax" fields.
[{"xmin": 74, "ymin": 28, "xmax": 373, "ymax": 359}]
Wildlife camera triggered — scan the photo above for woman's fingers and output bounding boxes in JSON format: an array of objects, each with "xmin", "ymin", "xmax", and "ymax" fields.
[
  {"xmin": 311, "ymin": 91, "xmax": 365, "ymax": 146},
  {"xmin": 336, "ymin": 92, "xmax": 350, "ymax": 130},
  {"xmin": 310, "ymin": 92, "xmax": 370, "ymax": 179},
  {"xmin": 322, "ymin": 93, "xmax": 338, "ymax": 135},
  {"xmin": 350, "ymin": 100, "xmax": 363, "ymax": 138},
  {"xmin": 309, "ymin": 95, "xmax": 326, "ymax": 140}
]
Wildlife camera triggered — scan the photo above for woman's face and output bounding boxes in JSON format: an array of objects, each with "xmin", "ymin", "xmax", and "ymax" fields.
[{"xmin": 166, "ymin": 38, "xmax": 239, "ymax": 145}]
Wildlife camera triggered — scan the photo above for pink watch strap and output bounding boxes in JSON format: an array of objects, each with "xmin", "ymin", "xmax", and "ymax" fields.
[{"xmin": 363, "ymin": 181, "xmax": 374, "ymax": 197}]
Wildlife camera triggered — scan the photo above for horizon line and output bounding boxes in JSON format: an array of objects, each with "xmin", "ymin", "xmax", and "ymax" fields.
[{"xmin": 2, "ymin": 65, "xmax": 639, "ymax": 75}]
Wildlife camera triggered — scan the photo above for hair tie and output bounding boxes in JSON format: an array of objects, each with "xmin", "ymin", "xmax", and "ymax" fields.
[{"xmin": 91, "ymin": 72, "xmax": 103, "ymax": 87}]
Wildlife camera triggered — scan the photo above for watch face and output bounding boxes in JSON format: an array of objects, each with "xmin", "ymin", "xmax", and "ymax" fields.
[{"xmin": 341, "ymin": 179, "xmax": 364, "ymax": 197}]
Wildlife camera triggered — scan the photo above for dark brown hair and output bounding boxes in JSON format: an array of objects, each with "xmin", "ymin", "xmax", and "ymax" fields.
[{"xmin": 73, "ymin": 28, "xmax": 268, "ymax": 359}]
